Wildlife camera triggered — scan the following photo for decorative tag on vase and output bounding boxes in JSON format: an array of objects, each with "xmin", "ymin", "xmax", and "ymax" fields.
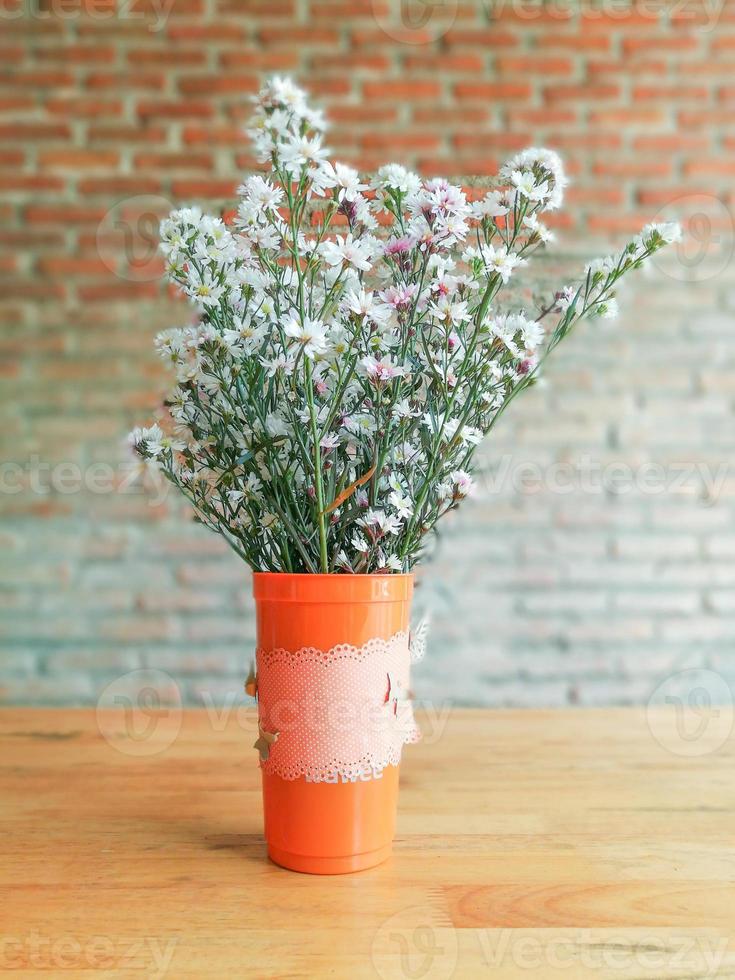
[{"xmin": 254, "ymin": 630, "xmax": 421, "ymax": 783}]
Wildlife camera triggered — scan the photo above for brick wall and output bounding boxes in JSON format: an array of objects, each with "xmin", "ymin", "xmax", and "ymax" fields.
[{"xmin": 2, "ymin": 0, "xmax": 734, "ymax": 707}]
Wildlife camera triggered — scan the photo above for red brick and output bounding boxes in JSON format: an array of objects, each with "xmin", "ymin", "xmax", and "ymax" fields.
[
  {"xmin": 496, "ymin": 57, "xmax": 573, "ymax": 75},
  {"xmin": 134, "ymin": 152, "xmax": 214, "ymax": 170},
  {"xmin": 88, "ymin": 125, "xmax": 166, "ymax": 144},
  {"xmin": 128, "ymin": 49, "xmax": 206, "ymax": 65},
  {"xmin": 183, "ymin": 126, "xmax": 245, "ymax": 145},
  {"xmin": 33, "ymin": 44, "xmax": 115, "ymax": 62},
  {"xmin": 363, "ymin": 80, "xmax": 442, "ymax": 101},
  {"xmin": 45, "ymin": 98, "xmax": 123, "ymax": 117},
  {"xmin": 0, "ymin": 149, "xmax": 24, "ymax": 167},
  {"xmin": 77, "ymin": 176, "xmax": 162, "ymax": 194},
  {"xmin": 38, "ymin": 149, "xmax": 119, "ymax": 169},
  {"xmin": 137, "ymin": 101, "xmax": 213, "ymax": 120},
  {"xmin": 545, "ymin": 84, "xmax": 620, "ymax": 103},
  {"xmin": 403, "ymin": 53, "xmax": 486, "ymax": 73},
  {"xmin": 26, "ymin": 205, "xmax": 107, "ymax": 224},
  {"xmin": 77, "ymin": 282, "xmax": 161, "ymax": 302},
  {"xmin": 536, "ymin": 33, "xmax": 610, "ymax": 50},
  {"xmin": 0, "ymin": 175, "xmax": 65, "ymax": 191},
  {"xmin": 0, "ymin": 71, "xmax": 74, "ymax": 88},
  {"xmin": 633, "ymin": 134, "xmax": 704, "ymax": 152},
  {"xmin": 454, "ymin": 83, "xmax": 531, "ymax": 100},
  {"xmin": 633, "ymin": 85, "xmax": 710, "ymax": 101},
  {"xmin": 0, "ymin": 123, "xmax": 71, "ymax": 141},
  {"xmin": 86, "ymin": 72, "xmax": 165, "ymax": 91},
  {"xmin": 177, "ymin": 75, "xmax": 258, "ymax": 96},
  {"xmin": 219, "ymin": 50, "xmax": 298, "ymax": 70},
  {"xmin": 37, "ymin": 257, "xmax": 111, "ymax": 277},
  {"xmin": 683, "ymin": 159, "xmax": 735, "ymax": 177},
  {"xmin": 592, "ymin": 159, "xmax": 673, "ymax": 179},
  {"xmin": 167, "ymin": 23, "xmax": 248, "ymax": 40},
  {"xmin": 0, "ymin": 96, "xmax": 35, "ymax": 112},
  {"xmin": 170, "ymin": 179, "xmax": 239, "ymax": 198}
]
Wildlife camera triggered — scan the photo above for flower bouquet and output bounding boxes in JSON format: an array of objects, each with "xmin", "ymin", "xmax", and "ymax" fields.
[{"xmin": 131, "ymin": 77, "xmax": 680, "ymax": 873}]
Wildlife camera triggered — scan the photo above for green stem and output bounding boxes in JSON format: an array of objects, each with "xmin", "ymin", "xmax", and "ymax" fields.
[{"xmin": 305, "ymin": 358, "xmax": 329, "ymax": 572}]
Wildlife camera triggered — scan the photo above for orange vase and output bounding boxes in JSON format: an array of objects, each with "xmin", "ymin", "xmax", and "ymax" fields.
[{"xmin": 253, "ymin": 572, "xmax": 414, "ymax": 874}]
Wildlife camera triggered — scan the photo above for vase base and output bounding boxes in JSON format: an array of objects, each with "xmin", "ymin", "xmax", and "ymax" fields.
[{"xmin": 267, "ymin": 843, "xmax": 392, "ymax": 875}]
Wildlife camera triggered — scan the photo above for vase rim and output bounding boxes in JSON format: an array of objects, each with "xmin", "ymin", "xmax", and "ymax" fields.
[{"xmin": 252, "ymin": 571, "xmax": 414, "ymax": 603}]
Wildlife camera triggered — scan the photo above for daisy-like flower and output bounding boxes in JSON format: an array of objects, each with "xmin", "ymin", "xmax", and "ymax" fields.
[
  {"xmin": 594, "ymin": 297, "xmax": 619, "ymax": 320},
  {"xmin": 129, "ymin": 424, "xmax": 185, "ymax": 458},
  {"xmin": 279, "ymin": 134, "xmax": 329, "ymax": 176},
  {"xmin": 238, "ymin": 175, "xmax": 284, "ymax": 212},
  {"xmin": 523, "ymin": 213, "xmax": 554, "ymax": 243},
  {"xmin": 320, "ymin": 233, "xmax": 374, "ymax": 272},
  {"xmin": 283, "ymin": 315, "xmax": 329, "ymax": 359},
  {"xmin": 321, "ymin": 161, "xmax": 368, "ymax": 202},
  {"xmin": 479, "ymin": 243, "xmax": 524, "ymax": 284},
  {"xmin": 510, "ymin": 169, "xmax": 550, "ymax": 203},
  {"xmin": 637, "ymin": 222, "xmax": 682, "ymax": 249},
  {"xmin": 471, "ymin": 190, "xmax": 509, "ymax": 220},
  {"xmin": 184, "ymin": 267, "xmax": 225, "ymax": 308},
  {"xmin": 373, "ymin": 163, "xmax": 421, "ymax": 197},
  {"xmin": 320, "ymin": 433, "xmax": 340, "ymax": 452},
  {"xmin": 343, "ymin": 287, "xmax": 392, "ymax": 326},
  {"xmin": 380, "ymin": 283, "xmax": 418, "ymax": 312},
  {"xmin": 450, "ymin": 470, "xmax": 474, "ymax": 498},
  {"xmin": 388, "ymin": 488, "xmax": 413, "ymax": 519},
  {"xmin": 500, "ymin": 147, "xmax": 568, "ymax": 210},
  {"xmin": 360, "ymin": 509, "xmax": 403, "ymax": 537},
  {"xmin": 359, "ymin": 355, "xmax": 406, "ymax": 384}
]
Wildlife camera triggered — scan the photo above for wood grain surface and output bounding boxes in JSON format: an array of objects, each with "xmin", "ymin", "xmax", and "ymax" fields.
[{"xmin": 1, "ymin": 706, "xmax": 734, "ymax": 978}]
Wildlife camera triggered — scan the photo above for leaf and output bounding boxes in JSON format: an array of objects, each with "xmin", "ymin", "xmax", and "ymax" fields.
[{"xmin": 321, "ymin": 464, "xmax": 376, "ymax": 516}]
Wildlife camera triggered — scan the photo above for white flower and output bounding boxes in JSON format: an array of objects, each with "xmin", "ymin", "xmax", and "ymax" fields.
[
  {"xmin": 523, "ymin": 213, "xmax": 554, "ymax": 243},
  {"xmin": 510, "ymin": 169, "xmax": 549, "ymax": 203},
  {"xmin": 501, "ymin": 147, "xmax": 567, "ymax": 210},
  {"xmin": 388, "ymin": 489, "xmax": 413, "ymax": 519},
  {"xmin": 360, "ymin": 509, "xmax": 402, "ymax": 537},
  {"xmin": 594, "ymin": 297, "xmax": 619, "ymax": 319},
  {"xmin": 480, "ymin": 243, "xmax": 524, "ymax": 284},
  {"xmin": 320, "ymin": 234, "xmax": 374, "ymax": 272},
  {"xmin": 322, "ymin": 161, "xmax": 368, "ymax": 202},
  {"xmin": 185, "ymin": 266, "xmax": 225, "ymax": 308},
  {"xmin": 238, "ymin": 175, "xmax": 284, "ymax": 212},
  {"xmin": 343, "ymin": 287, "xmax": 392, "ymax": 326},
  {"xmin": 279, "ymin": 134, "xmax": 329, "ymax": 176},
  {"xmin": 471, "ymin": 191, "xmax": 509, "ymax": 220},
  {"xmin": 283, "ymin": 315, "xmax": 329, "ymax": 358},
  {"xmin": 320, "ymin": 433, "xmax": 340, "ymax": 452},
  {"xmin": 129, "ymin": 424, "xmax": 184, "ymax": 458},
  {"xmin": 359, "ymin": 355, "xmax": 406, "ymax": 383},
  {"xmin": 555, "ymin": 285, "xmax": 577, "ymax": 313},
  {"xmin": 373, "ymin": 163, "xmax": 421, "ymax": 197},
  {"xmin": 638, "ymin": 221, "xmax": 683, "ymax": 248},
  {"xmin": 585, "ymin": 255, "xmax": 617, "ymax": 279},
  {"xmin": 450, "ymin": 470, "xmax": 474, "ymax": 497},
  {"xmin": 351, "ymin": 532, "xmax": 369, "ymax": 553}
]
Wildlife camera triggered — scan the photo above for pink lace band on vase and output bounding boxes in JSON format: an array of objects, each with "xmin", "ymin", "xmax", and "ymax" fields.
[{"xmin": 255, "ymin": 631, "xmax": 421, "ymax": 782}]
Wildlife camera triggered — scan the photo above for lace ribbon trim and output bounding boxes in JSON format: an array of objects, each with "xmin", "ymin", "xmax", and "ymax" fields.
[{"xmin": 254, "ymin": 629, "xmax": 420, "ymax": 782}]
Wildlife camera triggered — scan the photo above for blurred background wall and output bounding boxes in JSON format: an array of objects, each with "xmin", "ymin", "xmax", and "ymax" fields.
[{"xmin": 1, "ymin": 0, "xmax": 734, "ymax": 707}]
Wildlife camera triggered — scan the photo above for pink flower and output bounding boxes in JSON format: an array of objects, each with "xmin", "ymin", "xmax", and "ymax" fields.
[
  {"xmin": 380, "ymin": 283, "xmax": 417, "ymax": 312},
  {"xmin": 360, "ymin": 355, "xmax": 406, "ymax": 384},
  {"xmin": 384, "ymin": 235, "xmax": 415, "ymax": 257}
]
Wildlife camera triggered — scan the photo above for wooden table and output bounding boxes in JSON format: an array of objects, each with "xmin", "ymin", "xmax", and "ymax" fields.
[{"xmin": 1, "ymin": 707, "xmax": 734, "ymax": 978}]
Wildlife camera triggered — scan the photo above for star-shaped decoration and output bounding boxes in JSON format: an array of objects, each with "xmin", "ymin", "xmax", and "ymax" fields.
[
  {"xmin": 244, "ymin": 662, "xmax": 258, "ymax": 699},
  {"xmin": 385, "ymin": 672, "xmax": 408, "ymax": 717},
  {"xmin": 254, "ymin": 722, "xmax": 279, "ymax": 763}
]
